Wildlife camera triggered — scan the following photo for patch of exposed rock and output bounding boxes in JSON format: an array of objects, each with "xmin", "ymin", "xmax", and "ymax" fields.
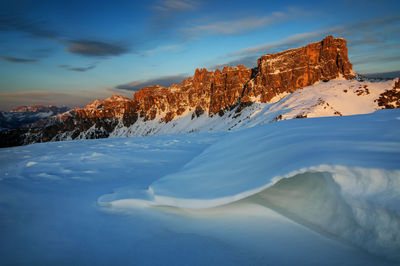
[{"xmin": 377, "ymin": 79, "xmax": 400, "ymax": 109}]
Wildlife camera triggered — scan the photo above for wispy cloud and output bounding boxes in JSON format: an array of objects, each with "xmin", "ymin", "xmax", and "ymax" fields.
[
  {"xmin": 182, "ymin": 7, "xmax": 309, "ymax": 38},
  {"xmin": 152, "ymin": 0, "xmax": 197, "ymax": 16},
  {"xmin": 0, "ymin": 91, "xmax": 90, "ymax": 111},
  {"xmin": 142, "ymin": 43, "xmax": 183, "ymax": 56},
  {"xmin": 29, "ymin": 47, "xmax": 54, "ymax": 59},
  {"xmin": 0, "ymin": 56, "xmax": 38, "ymax": 63},
  {"xmin": 64, "ymin": 40, "xmax": 129, "ymax": 57},
  {"xmin": 0, "ymin": 14, "xmax": 60, "ymax": 39},
  {"xmin": 352, "ymin": 54, "xmax": 400, "ymax": 65},
  {"xmin": 207, "ymin": 31, "xmax": 323, "ymax": 69},
  {"xmin": 184, "ymin": 13, "xmax": 285, "ymax": 36},
  {"xmin": 116, "ymin": 74, "xmax": 188, "ymax": 91},
  {"xmin": 229, "ymin": 31, "xmax": 323, "ymax": 58},
  {"xmin": 148, "ymin": 0, "xmax": 200, "ymax": 37},
  {"xmin": 0, "ymin": 89, "xmax": 133, "ymax": 111},
  {"xmin": 210, "ymin": 15, "xmax": 400, "ymax": 70},
  {"xmin": 208, "ymin": 56, "xmax": 259, "ymax": 70},
  {"xmin": 58, "ymin": 63, "xmax": 97, "ymax": 72},
  {"xmin": 0, "ymin": 14, "xmax": 130, "ymax": 59}
]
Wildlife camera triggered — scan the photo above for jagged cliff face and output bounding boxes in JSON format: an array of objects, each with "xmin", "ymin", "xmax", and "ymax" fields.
[
  {"xmin": 242, "ymin": 36, "xmax": 355, "ymax": 102},
  {"xmin": 133, "ymin": 65, "xmax": 253, "ymax": 121},
  {"xmin": 0, "ymin": 36, "xmax": 365, "ymax": 147},
  {"xmin": 76, "ymin": 95, "xmax": 139, "ymax": 126},
  {"xmin": 134, "ymin": 36, "xmax": 354, "ymax": 120}
]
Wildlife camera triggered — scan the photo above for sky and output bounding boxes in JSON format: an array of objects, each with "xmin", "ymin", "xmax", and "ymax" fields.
[{"xmin": 0, "ymin": 0, "xmax": 399, "ymax": 111}]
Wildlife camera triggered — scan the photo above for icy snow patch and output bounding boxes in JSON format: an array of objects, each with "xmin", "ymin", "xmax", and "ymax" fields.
[{"xmin": 26, "ymin": 161, "xmax": 37, "ymax": 167}]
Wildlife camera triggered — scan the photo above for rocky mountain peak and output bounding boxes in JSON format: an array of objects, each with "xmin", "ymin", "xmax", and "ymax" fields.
[
  {"xmin": 242, "ymin": 35, "xmax": 355, "ymax": 102},
  {"xmin": 79, "ymin": 94, "xmax": 135, "ymax": 120},
  {"xmin": 130, "ymin": 36, "xmax": 355, "ymax": 120},
  {"xmin": 1, "ymin": 36, "xmax": 369, "ymax": 147}
]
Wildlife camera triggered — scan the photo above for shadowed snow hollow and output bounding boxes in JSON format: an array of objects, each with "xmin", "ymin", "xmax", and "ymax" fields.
[{"xmin": 101, "ymin": 109, "xmax": 400, "ymax": 261}]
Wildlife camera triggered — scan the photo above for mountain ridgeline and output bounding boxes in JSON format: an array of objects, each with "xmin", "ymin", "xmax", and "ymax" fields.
[
  {"xmin": 0, "ymin": 105, "xmax": 69, "ymax": 130},
  {"xmin": 134, "ymin": 35, "xmax": 355, "ymax": 120},
  {"xmin": 1, "ymin": 36, "xmax": 399, "ymax": 148}
]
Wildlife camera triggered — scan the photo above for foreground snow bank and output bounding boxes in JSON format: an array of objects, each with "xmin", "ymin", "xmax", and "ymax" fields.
[
  {"xmin": 245, "ymin": 166, "xmax": 400, "ymax": 261},
  {"xmin": 138, "ymin": 109, "xmax": 400, "ymax": 201},
  {"xmin": 101, "ymin": 109, "xmax": 400, "ymax": 261},
  {"xmin": 1, "ymin": 109, "xmax": 399, "ymax": 265}
]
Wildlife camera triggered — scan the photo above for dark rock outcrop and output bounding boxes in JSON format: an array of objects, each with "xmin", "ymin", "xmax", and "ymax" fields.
[{"xmin": 377, "ymin": 79, "xmax": 400, "ymax": 109}]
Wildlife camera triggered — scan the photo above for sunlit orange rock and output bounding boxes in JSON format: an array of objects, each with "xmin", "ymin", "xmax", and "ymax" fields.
[
  {"xmin": 133, "ymin": 65, "xmax": 252, "ymax": 121},
  {"xmin": 133, "ymin": 36, "xmax": 354, "ymax": 119},
  {"xmin": 0, "ymin": 36, "xmax": 358, "ymax": 146},
  {"xmin": 242, "ymin": 36, "xmax": 355, "ymax": 102}
]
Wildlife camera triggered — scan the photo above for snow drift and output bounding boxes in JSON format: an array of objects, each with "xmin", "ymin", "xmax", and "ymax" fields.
[
  {"xmin": 1, "ymin": 109, "xmax": 400, "ymax": 265},
  {"xmin": 100, "ymin": 109, "xmax": 400, "ymax": 261}
]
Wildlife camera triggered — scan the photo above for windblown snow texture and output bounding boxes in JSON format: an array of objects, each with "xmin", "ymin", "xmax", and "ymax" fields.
[{"xmin": 1, "ymin": 110, "xmax": 399, "ymax": 265}]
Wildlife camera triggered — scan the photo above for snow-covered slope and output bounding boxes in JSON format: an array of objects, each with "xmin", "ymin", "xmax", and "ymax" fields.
[
  {"xmin": 102, "ymin": 109, "xmax": 400, "ymax": 261},
  {"xmin": 1, "ymin": 78, "xmax": 397, "ymax": 148},
  {"xmin": 110, "ymin": 78, "xmax": 398, "ymax": 137},
  {"xmin": 1, "ymin": 109, "xmax": 399, "ymax": 265}
]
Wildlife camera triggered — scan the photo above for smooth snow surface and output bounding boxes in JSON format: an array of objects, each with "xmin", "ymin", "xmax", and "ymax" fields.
[{"xmin": 1, "ymin": 110, "xmax": 400, "ymax": 265}]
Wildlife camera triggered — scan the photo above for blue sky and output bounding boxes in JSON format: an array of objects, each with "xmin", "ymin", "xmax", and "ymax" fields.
[{"xmin": 0, "ymin": 0, "xmax": 399, "ymax": 110}]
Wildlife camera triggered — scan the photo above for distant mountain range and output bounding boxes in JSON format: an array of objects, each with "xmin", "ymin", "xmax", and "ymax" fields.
[
  {"xmin": 1, "ymin": 36, "xmax": 399, "ymax": 148},
  {"xmin": 0, "ymin": 105, "xmax": 69, "ymax": 130},
  {"xmin": 361, "ymin": 71, "xmax": 400, "ymax": 80}
]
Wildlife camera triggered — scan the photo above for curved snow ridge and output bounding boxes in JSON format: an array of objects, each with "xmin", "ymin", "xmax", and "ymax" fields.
[
  {"xmin": 99, "ymin": 109, "xmax": 400, "ymax": 210},
  {"xmin": 147, "ymin": 109, "xmax": 400, "ymax": 201},
  {"xmin": 98, "ymin": 110, "xmax": 400, "ymax": 261},
  {"xmin": 99, "ymin": 165, "xmax": 400, "ymax": 262},
  {"xmin": 99, "ymin": 165, "xmax": 400, "ymax": 210},
  {"xmin": 98, "ymin": 181, "xmax": 273, "ymax": 209},
  {"xmin": 245, "ymin": 165, "xmax": 400, "ymax": 262}
]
